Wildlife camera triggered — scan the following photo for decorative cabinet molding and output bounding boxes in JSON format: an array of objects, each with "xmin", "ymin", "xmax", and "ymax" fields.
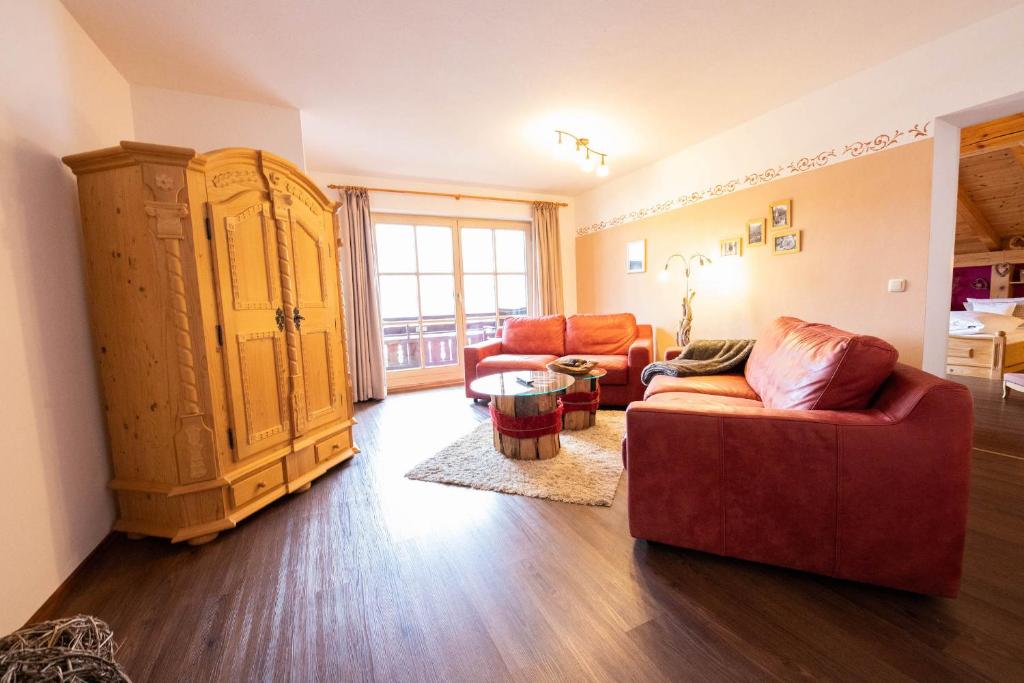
[{"xmin": 63, "ymin": 142, "xmax": 357, "ymax": 544}]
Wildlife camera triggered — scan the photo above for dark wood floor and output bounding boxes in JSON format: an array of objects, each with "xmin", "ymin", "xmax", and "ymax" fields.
[{"xmin": 34, "ymin": 377, "xmax": 1024, "ymax": 681}]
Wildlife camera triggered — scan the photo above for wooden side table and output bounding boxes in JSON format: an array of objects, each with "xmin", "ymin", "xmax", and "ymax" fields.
[
  {"xmin": 469, "ymin": 371, "xmax": 573, "ymax": 460},
  {"xmin": 1004, "ymin": 372, "xmax": 1024, "ymax": 399},
  {"xmin": 558, "ymin": 368, "xmax": 607, "ymax": 430}
]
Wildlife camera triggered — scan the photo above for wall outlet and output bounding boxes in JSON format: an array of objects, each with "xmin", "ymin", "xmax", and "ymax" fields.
[{"xmin": 887, "ymin": 278, "xmax": 907, "ymax": 293}]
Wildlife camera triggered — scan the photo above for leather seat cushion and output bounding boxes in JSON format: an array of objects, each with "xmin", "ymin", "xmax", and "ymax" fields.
[
  {"xmin": 644, "ymin": 374, "xmax": 759, "ymax": 401},
  {"xmin": 564, "ymin": 354, "xmax": 628, "ymax": 385},
  {"xmin": 478, "ymin": 354, "xmax": 558, "ymax": 373},
  {"xmin": 645, "ymin": 392, "xmax": 764, "ymax": 409}
]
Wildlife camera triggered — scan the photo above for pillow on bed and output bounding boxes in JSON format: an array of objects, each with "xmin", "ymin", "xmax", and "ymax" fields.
[
  {"xmin": 966, "ymin": 297, "xmax": 1024, "ymax": 317},
  {"xmin": 950, "ymin": 310, "xmax": 1024, "ymax": 335},
  {"xmin": 969, "ymin": 300, "xmax": 1017, "ymax": 315}
]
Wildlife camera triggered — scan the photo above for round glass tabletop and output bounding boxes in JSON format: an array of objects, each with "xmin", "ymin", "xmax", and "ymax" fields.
[
  {"xmin": 549, "ymin": 366, "xmax": 607, "ymax": 380},
  {"xmin": 469, "ymin": 370, "xmax": 575, "ymax": 398}
]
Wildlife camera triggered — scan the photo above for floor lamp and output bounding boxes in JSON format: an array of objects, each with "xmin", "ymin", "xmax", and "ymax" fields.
[{"xmin": 658, "ymin": 252, "xmax": 712, "ymax": 347}]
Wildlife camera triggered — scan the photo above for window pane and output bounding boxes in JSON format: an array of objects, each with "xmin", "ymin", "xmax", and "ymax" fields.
[
  {"xmin": 375, "ymin": 223, "xmax": 417, "ymax": 272},
  {"xmin": 463, "ymin": 274, "xmax": 496, "ymax": 316},
  {"xmin": 382, "ymin": 320, "xmax": 420, "ymax": 371},
  {"xmin": 461, "ymin": 228, "xmax": 494, "ymax": 272},
  {"xmin": 421, "ymin": 320, "xmax": 457, "ymax": 367},
  {"xmin": 466, "ymin": 317, "xmax": 499, "ymax": 344},
  {"xmin": 497, "ymin": 275, "xmax": 527, "ymax": 316},
  {"xmin": 419, "ymin": 274, "xmax": 455, "ymax": 319},
  {"xmin": 495, "ymin": 230, "xmax": 526, "ymax": 273},
  {"xmin": 416, "ymin": 225, "xmax": 453, "ymax": 273},
  {"xmin": 378, "ymin": 274, "xmax": 419, "ymax": 321}
]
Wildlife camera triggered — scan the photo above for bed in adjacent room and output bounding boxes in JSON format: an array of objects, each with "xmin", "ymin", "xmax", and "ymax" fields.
[{"xmin": 947, "ymin": 299, "xmax": 1024, "ymax": 379}]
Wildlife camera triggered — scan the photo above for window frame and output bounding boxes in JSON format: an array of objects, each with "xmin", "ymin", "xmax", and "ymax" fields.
[{"xmin": 371, "ymin": 212, "xmax": 533, "ymax": 390}]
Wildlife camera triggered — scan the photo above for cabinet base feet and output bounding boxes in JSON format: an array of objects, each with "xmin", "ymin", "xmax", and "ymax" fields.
[
  {"xmin": 186, "ymin": 532, "xmax": 219, "ymax": 546},
  {"xmin": 294, "ymin": 482, "xmax": 312, "ymax": 493}
]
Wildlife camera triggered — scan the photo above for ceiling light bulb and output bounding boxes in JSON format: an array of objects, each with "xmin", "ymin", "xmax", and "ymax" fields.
[
  {"xmin": 553, "ymin": 133, "xmax": 569, "ymax": 159},
  {"xmin": 596, "ymin": 160, "xmax": 609, "ymax": 177},
  {"xmin": 580, "ymin": 153, "xmax": 595, "ymax": 173}
]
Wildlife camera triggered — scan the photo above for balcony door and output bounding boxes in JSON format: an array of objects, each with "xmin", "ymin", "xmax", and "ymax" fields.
[{"xmin": 372, "ymin": 214, "xmax": 531, "ymax": 390}]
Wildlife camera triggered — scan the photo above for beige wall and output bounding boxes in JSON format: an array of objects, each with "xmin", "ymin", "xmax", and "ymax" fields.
[
  {"xmin": 131, "ymin": 85, "xmax": 306, "ymax": 169},
  {"xmin": 0, "ymin": 1, "xmax": 134, "ymax": 631},
  {"xmin": 576, "ymin": 141, "xmax": 934, "ymax": 365}
]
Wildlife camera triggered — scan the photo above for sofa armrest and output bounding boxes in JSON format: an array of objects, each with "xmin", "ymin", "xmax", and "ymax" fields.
[
  {"xmin": 463, "ymin": 337, "xmax": 503, "ymax": 397},
  {"xmin": 664, "ymin": 346, "xmax": 683, "ymax": 361},
  {"xmin": 628, "ymin": 325, "xmax": 653, "ymax": 369}
]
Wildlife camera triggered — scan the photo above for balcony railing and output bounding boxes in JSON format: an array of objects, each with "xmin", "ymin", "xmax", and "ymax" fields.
[{"xmin": 382, "ymin": 309, "xmax": 526, "ymax": 372}]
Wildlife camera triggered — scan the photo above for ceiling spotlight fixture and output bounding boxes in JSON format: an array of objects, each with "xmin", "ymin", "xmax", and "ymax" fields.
[{"xmin": 555, "ymin": 130, "xmax": 609, "ymax": 176}]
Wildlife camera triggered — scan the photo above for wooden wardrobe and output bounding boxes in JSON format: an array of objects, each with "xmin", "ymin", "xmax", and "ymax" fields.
[{"xmin": 63, "ymin": 142, "xmax": 357, "ymax": 544}]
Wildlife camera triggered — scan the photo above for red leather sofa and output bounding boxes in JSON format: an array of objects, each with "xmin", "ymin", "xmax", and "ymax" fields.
[
  {"xmin": 625, "ymin": 317, "xmax": 973, "ymax": 597},
  {"xmin": 464, "ymin": 313, "xmax": 652, "ymax": 406}
]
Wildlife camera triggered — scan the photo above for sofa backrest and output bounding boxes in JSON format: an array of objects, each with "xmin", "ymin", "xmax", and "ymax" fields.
[
  {"xmin": 745, "ymin": 316, "xmax": 899, "ymax": 410},
  {"xmin": 501, "ymin": 315, "xmax": 565, "ymax": 355},
  {"xmin": 566, "ymin": 313, "xmax": 638, "ymax": 355}
]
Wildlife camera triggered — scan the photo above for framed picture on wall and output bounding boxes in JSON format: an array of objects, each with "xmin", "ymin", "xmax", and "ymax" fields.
[
  {"xmin": 746, "ymin": 217, "xmax": 766, "ymax": 246},
  {"xmin": 771, "ymin": 229, "xmax": 802, "ymax": 255},
  {"xmin": 626, "ymin": 239, "xmax": 646, "ymax": 273},
  {"xmin": 720, "ymin": 237, "xmax": 742, "ymax": 257},
  {"xmin": 769, "ymin": 199, "xmax": 792, "ymax": 229}
]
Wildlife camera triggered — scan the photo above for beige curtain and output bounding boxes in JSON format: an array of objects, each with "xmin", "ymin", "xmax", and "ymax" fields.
[
  {"xmin": 530, "ymin": 201, "xmax": 564, "ymax": 315},
  {"xmin": 337, "ymin": 187, "xmax": 387, "ymax": 401}
]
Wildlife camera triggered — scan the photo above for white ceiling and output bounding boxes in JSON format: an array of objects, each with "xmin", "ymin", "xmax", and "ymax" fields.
[{"xmin": 62, "ymin": 0, "xmax": 1021, "ymax": 195}]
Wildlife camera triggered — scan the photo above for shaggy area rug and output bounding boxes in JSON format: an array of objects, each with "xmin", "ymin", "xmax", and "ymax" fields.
[{"xmin": 405, "ymin": 410, "xmax": 625, "ymax": 506}]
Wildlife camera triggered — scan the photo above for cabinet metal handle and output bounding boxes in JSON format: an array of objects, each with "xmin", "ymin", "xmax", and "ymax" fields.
[
  {"xmin": 275, "ymin": 308, "xmax": 286, "ymax": 331},
  {"xmin": 292, "ymin": 307, "xmax": 305, "ymax": 330}
]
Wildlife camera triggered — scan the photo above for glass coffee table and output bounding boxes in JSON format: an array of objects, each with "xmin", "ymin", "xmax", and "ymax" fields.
[{"xmin": 469, "ymin": 371, "xmax": 574, "ymax": 460}]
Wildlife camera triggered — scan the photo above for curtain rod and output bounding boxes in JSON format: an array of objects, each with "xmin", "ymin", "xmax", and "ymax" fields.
[{"xmin": 327, "ymin": 184, "xmax": 568, "ymax": 207}]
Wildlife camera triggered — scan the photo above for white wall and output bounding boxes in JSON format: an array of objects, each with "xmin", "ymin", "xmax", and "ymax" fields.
[
  {"xmin": 574, "ymin": 2, "xmax": 1024, "ymax": 235},
  {"xmin": 131, "ymin": 85, "xmax": 306, "ymax": 168},
  {"xmin": 0, "ymin": 0, "xmax": 134, "ymax": 632},
  {"xmin": 311, "ymin": 171, "xmax": 577, "ymax": 314}
]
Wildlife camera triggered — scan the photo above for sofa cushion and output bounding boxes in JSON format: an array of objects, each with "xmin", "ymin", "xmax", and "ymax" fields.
[
  {"xmin": 478, "ymin": 354, "xmax": 558, "ymax": 375},
  {"xmin": 501, "ymin": 315, "xmax": 565, "ymax": 356},
  {"xmin": 644, "ymin": 374, "xmax": 760, "ymax": 401},
  {"xmin": 745, "ymin": 317, "xmax": 899, "ymax": 411},
  {"xmin": 645, "ymin": 392, "xmax": 764, "ymax": 409},
  {"xmin": 566, "ymin": 313, "xmax": 638, "ymax": 355},
  {"xmin": 563, "ymin": 354, "xmax": 628, "ymax": 385}
]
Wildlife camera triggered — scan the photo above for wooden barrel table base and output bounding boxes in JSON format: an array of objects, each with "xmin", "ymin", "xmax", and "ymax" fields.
[
  {"xmin": 491, "ymin": 393, "xmax": 562, "ymax": 460},
  {"xmin": 562, "ymin": 375, "xmax": 600, "ymax": 430}
]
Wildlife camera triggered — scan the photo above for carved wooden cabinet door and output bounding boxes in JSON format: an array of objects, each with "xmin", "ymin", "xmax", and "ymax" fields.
[
  {"xmin": 208, "ymin": 191, "xmax": 293, "ymax": 460},
  {"xmin": 277, "ymin": 192, "xmax": 348, "ymax": 435}
]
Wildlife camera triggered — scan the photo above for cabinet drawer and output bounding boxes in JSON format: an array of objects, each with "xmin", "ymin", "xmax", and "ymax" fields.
[
  {"xmin": 315, "ymin": 430, "xmax": 352, "ymax": 463},
  {"xmin": 230, "ymin": 462, "xmax": 285, "ymax": 508}
]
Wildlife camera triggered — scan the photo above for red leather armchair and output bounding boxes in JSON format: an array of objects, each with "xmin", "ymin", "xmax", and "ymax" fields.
[
  {"xmin": 464, "ymin": 313, "xmax": 653, "ymax": 406},
  {"xmin": 625, "ymin": 317, "xmax": 973, "ymax": 596}
]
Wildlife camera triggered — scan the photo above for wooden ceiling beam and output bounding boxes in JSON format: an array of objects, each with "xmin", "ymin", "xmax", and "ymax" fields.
[
  {"xmin": 961, "ymin": 112, "xmax": 1024, "ymax": 158},
  {"xmin": 957, "ymin": 186, "xmax": 1001, "ymax": 251}
]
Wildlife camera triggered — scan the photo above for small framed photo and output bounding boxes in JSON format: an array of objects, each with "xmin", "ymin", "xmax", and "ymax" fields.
[
  {"xmin": 720, "ymin": 237, "xmax": 742, "ymax": 258},
  {"xmin": 626, "ymin": 239, "xmax": 646, "ymax": 273},
  {"xmin": 771, "ymin": 229, "xmax": 802, "ymax": 255},
  {"xmin": 769, "ymin": 199, "xmax": 792, "ymax": 229},
  {"xmin": 746, "ymin": 218, "xmax": 766, "ymax": 247}
]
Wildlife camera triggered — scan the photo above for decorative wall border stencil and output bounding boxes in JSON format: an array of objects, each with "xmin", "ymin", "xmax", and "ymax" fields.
[{"xmin": 576, "ymin": 121, "xmax": 932, "ymax": 237}]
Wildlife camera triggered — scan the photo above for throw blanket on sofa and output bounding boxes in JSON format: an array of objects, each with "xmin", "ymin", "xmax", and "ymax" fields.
[{"xmin": 641, "ymin": 339, "xmax": 756, "ymax": 385}]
